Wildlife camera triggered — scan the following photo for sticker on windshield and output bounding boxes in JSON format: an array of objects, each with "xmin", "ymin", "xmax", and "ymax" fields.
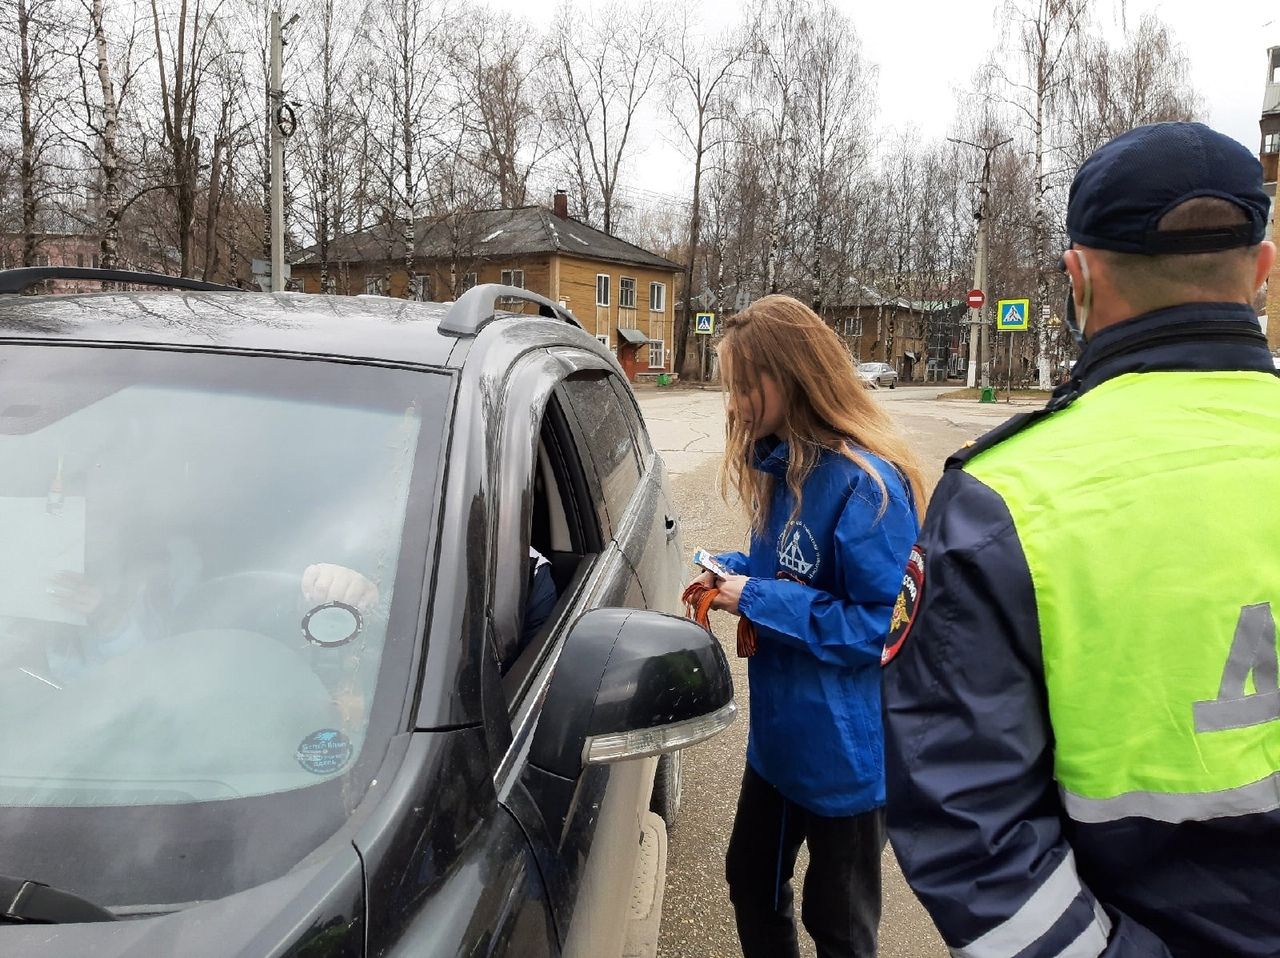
[{"xmin": 296, "ymin": 729, "xmax": 353, "ymax": 775}]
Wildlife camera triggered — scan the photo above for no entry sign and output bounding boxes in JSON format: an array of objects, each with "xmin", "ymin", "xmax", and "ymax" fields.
[{"xmin": 967, "ymin": 289, "xmax": 985, "ymax": 309}]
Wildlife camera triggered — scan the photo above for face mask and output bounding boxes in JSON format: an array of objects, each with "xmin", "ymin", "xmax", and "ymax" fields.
[{"xmin": 1059, "ymin": 251, "xmax": 1091, "ymax": 351}]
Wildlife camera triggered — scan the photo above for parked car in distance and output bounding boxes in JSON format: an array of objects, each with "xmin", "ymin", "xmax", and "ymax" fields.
[
  {"xmin": 857, "ymin": 361, "xmax": 898, "ymax": 388},
  {"xmin": 0, "ymin": 267, "xmax": 737, "ymax": 958}
]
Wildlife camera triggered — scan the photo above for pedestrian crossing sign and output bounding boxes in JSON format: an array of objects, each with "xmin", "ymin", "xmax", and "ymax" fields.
[
  {"xmin": 996, "ymin": 299, "xmax": 1030, "ymax": 331},
  {"xmin": 695, "ymin": 312, "xmax": 715, "ymax": 335}
]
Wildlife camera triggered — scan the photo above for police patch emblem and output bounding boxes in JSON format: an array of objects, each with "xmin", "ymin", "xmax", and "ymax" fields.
[{"xmin": 881, "ymin": 545, "xmax": 924, "ymax": 666}]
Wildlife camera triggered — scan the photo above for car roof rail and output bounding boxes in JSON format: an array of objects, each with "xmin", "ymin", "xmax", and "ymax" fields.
[
  {"xmin": 0, "ymin": 267, "xmax": 243, "ymax": 295},
  {"xmin": 439, "ymin": 283, "xmax": 583, "ymax": 336}
]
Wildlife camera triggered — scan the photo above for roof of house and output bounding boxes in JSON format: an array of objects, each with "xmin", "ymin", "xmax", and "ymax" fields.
[
  {"xmin": 293, "ymin": 206, "xmax": 682, "ymax": 273},
  {"xmin": 847, "ymin": 280, "xmax": 963, "ymax": 314},
  {"xmin": 677, "ymin": 279, "xmax": 964, "ymax": 316}
]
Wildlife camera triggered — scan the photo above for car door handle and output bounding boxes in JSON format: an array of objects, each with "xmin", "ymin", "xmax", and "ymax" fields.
[{"xmin": 665, "ymin": 515, "xmax": 678, "ymax": 540}]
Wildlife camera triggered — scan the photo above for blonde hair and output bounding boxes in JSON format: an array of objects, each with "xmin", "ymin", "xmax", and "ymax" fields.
[{"xmin": 717, "ymin": 295, "xmax": 926, "ymax": 537}]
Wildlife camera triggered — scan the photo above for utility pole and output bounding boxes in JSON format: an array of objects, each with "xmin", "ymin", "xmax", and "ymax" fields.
[
  {"xmin": 269, "ymin": 10, "xmax": 284, "ymax": 292},
  {"xmin": 966, "ymin": 209, "xmax": 988, "ymax": 389},
  {"xmin": 267, "ymin": 10, "xmax": 300, "ymax": 292},
  {"xmin": 951, "ymin": 136, "xmax": 1011, "ymax": 390}
]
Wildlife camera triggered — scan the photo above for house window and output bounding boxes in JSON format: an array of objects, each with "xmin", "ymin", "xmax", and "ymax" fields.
[
  {"xmin": 500, "ymin": 269, "xmax": 525, "ymax": 306},
  {"xmin": 619, "ymin": 276, "xmax": 636, "ymax": 309},
  {"xmin": 91, "ymin": 253, "xmax": 99, "ymax": 268},
  {"xmin": 410, "ymin": 275, "xmax": 431, "ymax": 301},
  {"xmin": 1265, "ymin": 132, "xmax": 1280, "ymax": 155},
  {"xmin": 462, "ymin": 271, "xmax": 477, "ymax": 291},
  {"xmin": 649, "ymin": 282, "xmax": 665, "ymax": 312},
  {"xmin": 596, "ymin": 274, "xmax": 610, "ymax": 307},
  {"xmin": 364, "ymin": 275, "xmax": 384, "ymax": 295},
  {"xmin": 648, "ymin": 340, "xmax": 665, "ymax": 369},
  {"xmin": 76, "ymin": 253, "xmax": 84, "ymax": 267},
  {"xmin": 649, "ymin": 313, "xmax": 664, "ymax": 368},
  {"xmin": 35, "ymin": 253, "xmax": 50, "ymax": 267}
]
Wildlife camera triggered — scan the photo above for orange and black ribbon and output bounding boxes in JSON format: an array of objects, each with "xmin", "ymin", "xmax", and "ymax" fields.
[{"xmin": 682, "ymin": 582, "xmax": 757, "ymax": 658}]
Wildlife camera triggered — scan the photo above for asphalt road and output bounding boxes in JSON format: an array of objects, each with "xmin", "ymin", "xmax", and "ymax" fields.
[{"xmin": 638, "ymin": 384, "xmax": 1018, "ymax": 958}]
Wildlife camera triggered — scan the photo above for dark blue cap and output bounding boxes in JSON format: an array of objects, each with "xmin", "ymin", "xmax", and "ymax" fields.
[{"xmin": 1066, "ymin": 122, "xmax": 1269, "ymax": 255}]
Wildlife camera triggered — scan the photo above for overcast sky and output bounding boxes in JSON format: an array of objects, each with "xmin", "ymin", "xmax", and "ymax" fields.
[{"xmin": 487, "ymin": 0, "xmax": 1280, "ymax": 206}]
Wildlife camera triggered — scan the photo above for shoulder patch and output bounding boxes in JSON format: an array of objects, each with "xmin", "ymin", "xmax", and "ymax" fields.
[{"xmin": 881, "ymin": 545, "xmax": 925, "ymax": 666}]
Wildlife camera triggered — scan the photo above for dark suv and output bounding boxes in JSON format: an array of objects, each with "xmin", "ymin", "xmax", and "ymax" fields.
[{"xmin": 0, "ymin": 269, "xmax": 735, "ymax": 957}]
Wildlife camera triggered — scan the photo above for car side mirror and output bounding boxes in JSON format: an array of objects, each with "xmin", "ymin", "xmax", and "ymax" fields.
[{"xmin": 529, "ymin": 608, "xmax": 735, "ymax": 780}]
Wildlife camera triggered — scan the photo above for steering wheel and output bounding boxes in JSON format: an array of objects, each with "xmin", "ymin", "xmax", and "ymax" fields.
[{"xmin": 171, "ymin": 570, "xmax": 307, "ymax": 646}]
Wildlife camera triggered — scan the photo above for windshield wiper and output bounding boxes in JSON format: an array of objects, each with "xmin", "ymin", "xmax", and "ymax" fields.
[{"xmin": 0, "ymin": 875, "xmax": 116, "ymax": 924}]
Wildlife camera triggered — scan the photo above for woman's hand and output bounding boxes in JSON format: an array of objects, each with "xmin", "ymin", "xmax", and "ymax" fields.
[
  {"xmin": 686, "ymin": 569, "xmax": 717, "ymax": 592},
  {"xmin": 710, "ymin": 574, "xmax": 748, "ymax": 615}
]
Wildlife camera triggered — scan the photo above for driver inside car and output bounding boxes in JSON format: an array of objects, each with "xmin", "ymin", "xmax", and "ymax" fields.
[{"xmin": 43, "ymin": 550, "xmax": 380, "ymax": 685}]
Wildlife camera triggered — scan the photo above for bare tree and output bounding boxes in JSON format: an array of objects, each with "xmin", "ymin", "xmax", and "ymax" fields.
[
  {"xmin": 990, "ymin": 0, "xmax": 1088, "ymax": 388},
  {"xmin": 148, "ymin": 0, "xmax": 233, "ymax": 276},
  {"xmin": 367, "ymin": 0, "xmax": 449, "ymax": 297},
  {"xmin": 2, "ymin": 0, "xmax": 68, "ymax": 265},
  {"xmin": 291, "ymin": 0, "xmax": 363, "ymax": 292},
  {"xmin": 65, "ymin": 0, "xmax": 156, "ymax": 270},
  {"xmin": 0, "ymin": 144, "xmax": 21, "ymax": 264},
  {"xmin": 1061, "ymin": 11, "xmax": 1200, "ymax": 167},
  {"xmin": 449, "ymin": 10, "xmax": 552, "ymax": 209},
  {"xmin": 548, "ymin": 0, "xmax": 665, "ymax": 236},
  {"xmin": 793, "ymin": 0, "xmax": 876, "ymax": 315},
  {"xmin": 665, "ymin": 7, "xmax": 746, "ymax": 376},
  {"xmin": 742, "ymin": 0, "xmax": 809, "ymax": 294}
]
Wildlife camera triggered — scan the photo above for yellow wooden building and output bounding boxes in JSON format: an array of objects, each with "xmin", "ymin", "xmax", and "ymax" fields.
[{"xmin": 291, "ymin": 195, "xmax": 682, "ymax": 379}]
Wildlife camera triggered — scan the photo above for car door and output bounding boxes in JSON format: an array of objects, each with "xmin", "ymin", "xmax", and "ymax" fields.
[{"xmin": 484, "ymin": 349, "xmax": 652, "ymax": 958}]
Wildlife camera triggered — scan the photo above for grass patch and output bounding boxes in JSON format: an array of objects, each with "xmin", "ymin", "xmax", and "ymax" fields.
[{"xmin": 939, "ymin": 387, "xmax": 1052, "ymax": 402}]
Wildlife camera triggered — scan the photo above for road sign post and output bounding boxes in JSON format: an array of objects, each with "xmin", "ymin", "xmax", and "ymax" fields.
[
  {"xmin": 694, "ymin": 312, "xmax": 714, "ymax": 386},
  {"xmin": 996, "ymin": 299, "xmax": 1029, "ymax": 401},
  {"xmin": 1007, "ymin": 333, "xmax": 1015, "ymax": 402}
]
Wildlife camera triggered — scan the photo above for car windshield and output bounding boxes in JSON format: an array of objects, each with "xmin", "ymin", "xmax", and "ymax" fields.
[
  {"xmin": 858, "ymin": 363, "xmax": 881, "ymax": 373},
  {"xmin": 0, "ymin": 344, "xmax": 447, "ymax": 910}
]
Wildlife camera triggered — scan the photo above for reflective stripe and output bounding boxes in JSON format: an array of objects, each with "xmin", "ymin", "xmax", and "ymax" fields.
[
  {"xmin": 950, "ymin": 851, "xmax": 1085, "ymax": 958},
  {"xmin": 1058, "ymin": 900, "xmax": 1112, "ymax": 958},
  {"xmin": 1061, "ymin": 767, "xmax": 1280, "ymax": 825}
]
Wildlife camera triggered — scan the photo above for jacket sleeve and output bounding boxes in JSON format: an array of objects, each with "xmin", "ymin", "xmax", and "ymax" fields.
[
  {"xmin": 736, "ymin": 473, "xmax": 917, "ymax": 669},
  {"xmin": 713, "ymin": 551, "xmax": 750, "ymax": 575},
  {"xmin": 882, "ymin": 469, "xmax": 1171, "ymax": 958}
]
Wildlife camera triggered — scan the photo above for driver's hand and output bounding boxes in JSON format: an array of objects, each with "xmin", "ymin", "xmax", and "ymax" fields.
[
  {"xmin": 49, "ymin": 571, "xmax": 106, "ymax": 616},
  {"xmin": 302, "ymin": 564, "xmax": 379, "ymax": 612}
]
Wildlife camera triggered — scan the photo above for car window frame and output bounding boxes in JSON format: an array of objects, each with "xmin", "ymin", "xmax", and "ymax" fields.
[
  {"xmin": 487, "ymin": 351, "xmax": 589, "ymax": 669},
  {"xmin": 609, "ymin": 375, "xmax": 655, "ymax": 466},
  {"xmin": 556, "ymin": 369, "xmax": 644, "ymax": 537},
  {"xmin": 497, "ymin": 391, "xmax": 600, "ymax": 707}
]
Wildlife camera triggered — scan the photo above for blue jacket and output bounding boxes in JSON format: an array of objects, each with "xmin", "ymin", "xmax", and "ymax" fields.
[{"xmin": 718, "ymin": 439, "xmax": 918, "ymax": 817}]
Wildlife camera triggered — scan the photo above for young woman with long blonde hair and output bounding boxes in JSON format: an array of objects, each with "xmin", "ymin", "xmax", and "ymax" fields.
[{"xmin": 687, "ymin": 295, "xmax": 923, "ymax": 958}]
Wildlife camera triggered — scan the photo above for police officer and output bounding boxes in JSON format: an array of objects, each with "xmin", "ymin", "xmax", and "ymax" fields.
[{"xmin": 881, "ymin": 121, "xmax": 1280, "ymax": 958}]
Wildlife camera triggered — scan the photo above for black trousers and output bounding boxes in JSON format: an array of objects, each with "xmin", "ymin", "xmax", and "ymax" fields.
[{"xmin": 725, "ymin": 765, "xmax": 886, "ymax": 958}]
